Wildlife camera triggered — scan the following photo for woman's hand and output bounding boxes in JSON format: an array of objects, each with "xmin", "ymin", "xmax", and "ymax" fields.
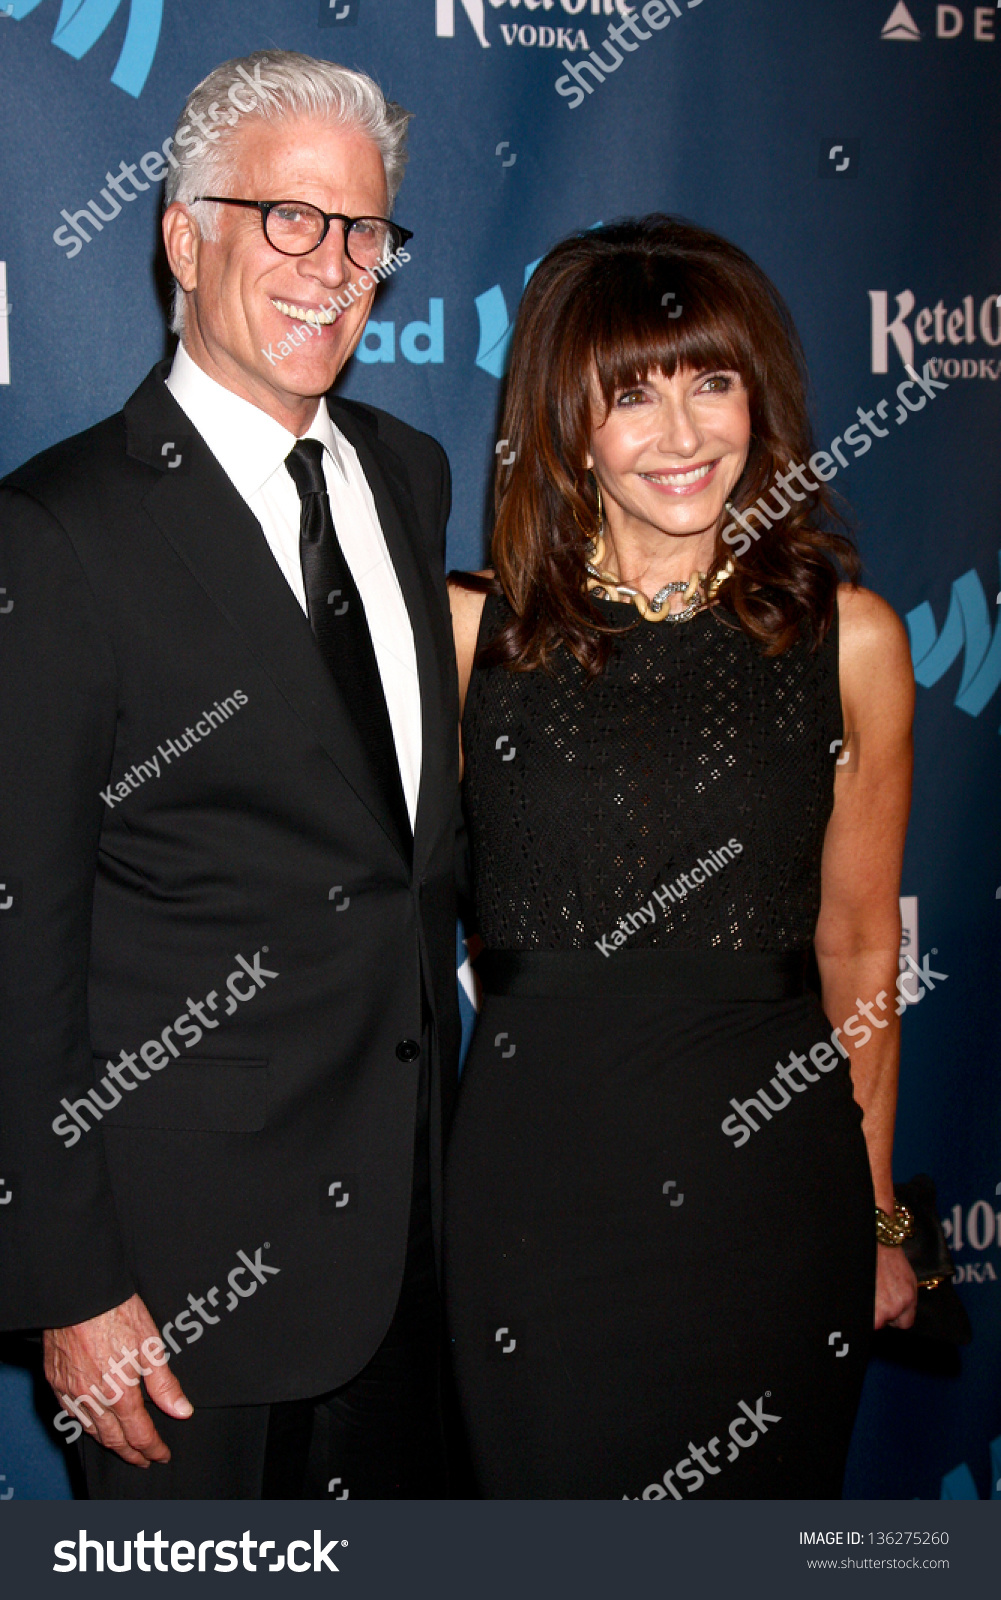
[{"xmin": 874, "ymin": 1243, "xmax": 919, "ymax": 1330}]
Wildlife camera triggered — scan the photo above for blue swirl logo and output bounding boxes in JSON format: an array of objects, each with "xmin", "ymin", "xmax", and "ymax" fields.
[
  {"xmin": 8, "ymin": 0, "xmax": 163, "ymax": 98},
  {"xmin": 907, "ymin": 554, "xmax": 1001, "ymax": 734},
  {"xmin": 474, "ymin": 223, "xmax": 602, "ymax": 378}
]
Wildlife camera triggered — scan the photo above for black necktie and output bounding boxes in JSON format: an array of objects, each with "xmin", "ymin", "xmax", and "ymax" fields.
[{"xmin": 285, "ymin": 438, "xmax": 411, "ymax": 846}]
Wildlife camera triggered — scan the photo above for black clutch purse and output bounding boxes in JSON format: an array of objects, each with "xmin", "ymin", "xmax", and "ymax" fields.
[{"xmin": 894, "ymin": 1174, "xmax": 972, "ymax": 1344}]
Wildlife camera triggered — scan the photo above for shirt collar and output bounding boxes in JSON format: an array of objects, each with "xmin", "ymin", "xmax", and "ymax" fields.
[{"xmin": 165, "ymin": 342, "xmax": 348, "ymax": 499}]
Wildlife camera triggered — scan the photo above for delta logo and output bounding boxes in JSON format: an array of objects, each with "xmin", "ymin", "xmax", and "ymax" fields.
[
  {"xmin": 881, "ymin": 3, "xmax": 997, "ymax": 43},
  {"xmin": 6, "ymin": 0, "xmax": 162, "ymax": 97},
  {"xmin": 435, "ymin": 0, "xmax": 633, "ymax": 53}
]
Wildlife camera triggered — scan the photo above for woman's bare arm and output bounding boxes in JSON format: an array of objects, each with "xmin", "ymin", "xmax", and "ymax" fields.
[{"xmin": 815, "ymin": 582, "xmax": 917, "ymax": 1330}]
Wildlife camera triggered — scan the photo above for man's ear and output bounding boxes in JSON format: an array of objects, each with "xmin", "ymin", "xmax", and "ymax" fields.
[{"xmin": 163, "ymin": 202, "xmax": 201, "ymax": 295}]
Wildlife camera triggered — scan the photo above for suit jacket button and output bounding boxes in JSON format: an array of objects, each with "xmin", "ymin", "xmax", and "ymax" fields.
[{"xmin": 396, "ymin": 1039, "xmax": 420, "ymax": 1062}]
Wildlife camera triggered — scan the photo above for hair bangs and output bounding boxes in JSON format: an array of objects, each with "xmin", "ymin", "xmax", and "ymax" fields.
[{"xmin": 577, "ymin": 259, "xmax": 759, "ymax": 417}]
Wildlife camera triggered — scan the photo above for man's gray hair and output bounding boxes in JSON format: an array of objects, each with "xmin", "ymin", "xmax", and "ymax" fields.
[{"xmin": 166, "ymin": 49, "xmax": 411, "ymax": 333}]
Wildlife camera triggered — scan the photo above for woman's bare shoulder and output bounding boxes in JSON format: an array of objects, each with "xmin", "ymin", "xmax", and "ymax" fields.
[
  {"xmin": 836, "ymin": 583, "xmax": 911, "ymax": 673},
  {"xmin": 836, "ymin": 582, "xmax": 914, "ymax": 730}
]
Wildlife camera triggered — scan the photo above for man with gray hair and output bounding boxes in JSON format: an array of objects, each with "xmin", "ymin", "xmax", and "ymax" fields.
[{"xmin": 0, "ymin": 51, "xmax": 461, "ymax": 1498}]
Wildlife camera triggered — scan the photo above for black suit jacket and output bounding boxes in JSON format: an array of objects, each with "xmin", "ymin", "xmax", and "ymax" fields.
[{"xmin": 0, "ymin": 363, "xmax": 461, "ymax": 1404}]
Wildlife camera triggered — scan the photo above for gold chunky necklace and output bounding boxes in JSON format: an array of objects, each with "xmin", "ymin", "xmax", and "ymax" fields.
[{"xmin": 586, "ymin": 534, "xmax": 734, "ymax": 624}]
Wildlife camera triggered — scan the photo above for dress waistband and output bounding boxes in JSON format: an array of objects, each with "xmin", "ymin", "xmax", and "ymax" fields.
[{"xmin": 475, "ymin": 947, "xmax": 809, "ymax": 1002}]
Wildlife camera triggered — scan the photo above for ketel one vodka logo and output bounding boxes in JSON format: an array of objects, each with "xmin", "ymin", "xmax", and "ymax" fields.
[
  {"xmin": 870, "ymin": 290, "xmax": 1001, "ymax": 380},
  {"xmin": 942, "ymin": 1196, "xmax": 1001, "ymax": 1284},
  {"xmin": 435, "ymin": 0, "xmax": 632, "ymax": 52},
  {"xmin": 7, "ymin": 0, "xmax": 162, "ymax": 97}
]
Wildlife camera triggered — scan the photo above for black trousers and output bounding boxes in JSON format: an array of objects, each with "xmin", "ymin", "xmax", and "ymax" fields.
[{"xmin": 82, "ymin": 1057, "xmax": 446, "ymax": 1500}]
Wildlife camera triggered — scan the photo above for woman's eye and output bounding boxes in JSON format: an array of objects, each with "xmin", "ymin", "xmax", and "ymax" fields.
[
  {"xmin": 615, "ymin": 389, "xmax": 647, "ymax": 406},
  {"xmin": 701, "ymin": 373, "xmax": 736, "ymax": 394}
]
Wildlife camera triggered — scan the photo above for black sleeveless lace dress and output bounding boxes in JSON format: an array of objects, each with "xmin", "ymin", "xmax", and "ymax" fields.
[{"xmin": 445, "ymin": 592, "xmax": 875, "ymax": 1499}]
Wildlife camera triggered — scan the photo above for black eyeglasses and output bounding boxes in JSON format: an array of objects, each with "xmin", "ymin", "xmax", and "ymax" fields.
[{"xmin": 193, "ymin": 198, "xmax": 413, "ymax": 268}]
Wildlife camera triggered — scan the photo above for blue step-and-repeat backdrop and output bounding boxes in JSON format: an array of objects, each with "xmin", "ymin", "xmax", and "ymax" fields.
[{"xmin": 0, "ymin": 0, "xmax": 998, "ymax": 1502}]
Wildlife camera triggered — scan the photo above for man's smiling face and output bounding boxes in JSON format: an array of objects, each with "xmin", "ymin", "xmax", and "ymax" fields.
[{"xmin": 164, "ymin": 116, "xmax": 389, "ymax": 432}]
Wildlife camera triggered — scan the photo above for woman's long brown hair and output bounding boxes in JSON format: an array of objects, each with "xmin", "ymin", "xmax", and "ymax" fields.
[{"xmin": 458, "ymin": 215, "xmax": 859, "ymax": 676}]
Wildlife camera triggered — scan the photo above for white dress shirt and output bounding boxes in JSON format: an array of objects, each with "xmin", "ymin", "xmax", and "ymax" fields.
[{"xmin": 166, "ymin": 344, "xmax": 422, "ymax": 827}]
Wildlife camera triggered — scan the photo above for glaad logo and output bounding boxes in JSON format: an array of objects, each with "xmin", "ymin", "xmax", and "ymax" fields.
[
  {"xmin": 906, "ymin": 554, "xmax": 1001, "ymax": 732},
  {"xmin": 8, "ymin": 0, "xmax": 163, "ymax": 98},
  {"xmin": 357, "ymin": 298, "xmax": 444, "ymax": 365}
]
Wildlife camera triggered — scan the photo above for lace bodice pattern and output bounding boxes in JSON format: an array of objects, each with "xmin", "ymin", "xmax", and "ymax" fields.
[{"xmin": 461, "ymin": 593, "xmax": 842, "ymax": 953}]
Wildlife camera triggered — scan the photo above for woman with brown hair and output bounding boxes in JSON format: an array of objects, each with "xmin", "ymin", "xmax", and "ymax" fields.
[{"xmin": 445, "ymin": 216, "xmax": 918, "ymax": 1499}]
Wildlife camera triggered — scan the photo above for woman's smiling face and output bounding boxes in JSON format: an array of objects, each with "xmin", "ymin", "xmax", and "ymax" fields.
[{"xmin": 587, "ymin": 366, "xmax": 752, "ymax": 545}]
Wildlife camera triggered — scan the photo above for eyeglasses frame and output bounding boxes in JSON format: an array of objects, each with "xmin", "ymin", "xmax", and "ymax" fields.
[{"xmin": 191, "ymin": 197, "xmax": 414, "ymax": 265}]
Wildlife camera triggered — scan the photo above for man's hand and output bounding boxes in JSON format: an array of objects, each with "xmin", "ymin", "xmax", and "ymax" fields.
[
  {"xmin": 874, "ymin": 1243, "xmax": 919, "ymax": 1330},
  {"xmin": 44, "ymin": 1293, "xmax": 193, "ymax": 1467}
]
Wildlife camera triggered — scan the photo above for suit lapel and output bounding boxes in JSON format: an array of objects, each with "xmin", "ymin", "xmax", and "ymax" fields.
[{"xmin": 124, "ymin": 368, "xmax": 413, "ymax": 865}]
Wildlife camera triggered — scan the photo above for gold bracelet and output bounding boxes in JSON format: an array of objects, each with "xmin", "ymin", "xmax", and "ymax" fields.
[{"xmin": 875, "ymin": 1200, "xmax": 914, "ymax": 1247}]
